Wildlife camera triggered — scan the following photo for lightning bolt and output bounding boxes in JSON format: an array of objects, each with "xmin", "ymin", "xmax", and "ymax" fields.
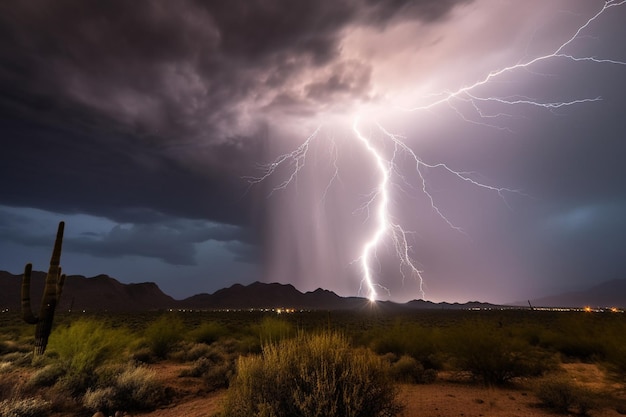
[{"xmin": 249, "ymin": 1, "xmax": 626, "ymax": 301}]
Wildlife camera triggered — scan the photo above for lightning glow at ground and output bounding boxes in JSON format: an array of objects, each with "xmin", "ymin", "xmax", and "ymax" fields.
[{"xmin": 249, "ymin": 0, "xmax": 626, "ymax": 301}]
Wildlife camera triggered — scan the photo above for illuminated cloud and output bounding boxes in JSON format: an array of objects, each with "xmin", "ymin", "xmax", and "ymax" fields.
[{"xmin": 0, "ymin": 0, "xmax": 625, "ymax": 302}]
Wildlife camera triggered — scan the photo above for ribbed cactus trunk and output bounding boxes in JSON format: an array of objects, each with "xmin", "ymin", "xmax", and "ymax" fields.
[{"xmin": 21, "ymin": 221, "xmax": 66, "ymax": 356}]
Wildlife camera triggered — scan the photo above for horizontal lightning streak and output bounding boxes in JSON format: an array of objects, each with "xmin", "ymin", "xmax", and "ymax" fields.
[{"xmin": 401, "ymin": 0, "xmax": 626, "ymax": 113}]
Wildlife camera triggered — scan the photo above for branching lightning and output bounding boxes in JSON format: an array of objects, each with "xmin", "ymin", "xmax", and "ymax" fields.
[{"xmin": 248, "ymin": 1, "xmax": 626, "ymax": 301}]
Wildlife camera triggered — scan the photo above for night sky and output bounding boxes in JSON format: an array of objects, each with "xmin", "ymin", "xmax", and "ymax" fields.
[{"xmin": 1, "ymin": 0, "xmax": 625, "ymax": 303}]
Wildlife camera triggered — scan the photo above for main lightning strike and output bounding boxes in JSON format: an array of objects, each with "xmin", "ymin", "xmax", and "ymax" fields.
[{"xmin": 249, "ymin": 1, "xmax": 626, "ymax": 301}]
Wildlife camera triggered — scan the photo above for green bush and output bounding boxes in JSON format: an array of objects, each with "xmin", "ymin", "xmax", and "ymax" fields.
[
  {"xmin": 0, "ymin": 397, "xmax": 51, "ymax": 417},
  {"xmin": 46, "ymin": 319, "xmax": 132, "ymax": 394},
  {"xmin": 256, "ymin": 317, "xmax": 294, "ymax": 344},
  {"xmin": 221, "ymin": 331, "xmax": 403, "ymax": 417},
  {"xmin": 143, "ymin": 314, "xmax": 185, "ymax": 359},
  {"xmin": 189, "ymin": 322, "xmax": 227, "ymax": 345},
  {"xmin": 445, "ymin": 321, "xmax": 554, "ymax": 385}
]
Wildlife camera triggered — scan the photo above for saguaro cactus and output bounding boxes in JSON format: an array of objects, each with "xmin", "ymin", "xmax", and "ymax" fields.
[{"xmin": 21, "ymin": 221, "xmax": 66, "ymax": 355}]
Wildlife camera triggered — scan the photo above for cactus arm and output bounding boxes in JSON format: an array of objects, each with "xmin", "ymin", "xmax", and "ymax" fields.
[
  {"xmin": 21, "ymin": 263, "xmax": 39, "ymax": 325},
  {"xmin": 38, "ymin": 222, "xmax": 64, "ymax": 319},
  {"xmin": 57, "ymin": 273, "xmax": 66, "ymax": 301},
  {"xmin": 50, "ymin": 222, "xmax": 64, "ymax": 267},
  {"xmin": 32, "ymin": 221, "xmax": 66, "ymax": 356}
]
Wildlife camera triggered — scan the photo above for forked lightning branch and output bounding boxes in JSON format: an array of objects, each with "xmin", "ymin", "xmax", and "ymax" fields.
[{"xmin": 248, "ymin": 1, "xmax": 626, "ymax": 302}]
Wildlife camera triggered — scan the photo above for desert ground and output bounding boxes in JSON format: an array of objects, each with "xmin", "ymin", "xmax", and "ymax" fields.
[
  {"xmin": 3, "ymin": 310, "xmax": 626, "ymax": 417},
  {"xmin": 134, "ymin": 362, "xmax": 626, "ymax": 417}
]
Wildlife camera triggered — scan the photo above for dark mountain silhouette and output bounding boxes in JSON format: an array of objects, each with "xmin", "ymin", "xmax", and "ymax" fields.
[
  {"xmin": 4, "ymin": 270, "xmax": 622, "ymax": 312},
  {"xmin": 1, "ymin": 270, "xmax": 496, "ymax": 312},
  {"xmin": 0, "ymin": 270, "xmax": 177, "ymax": 312},
  {"xmin": 404, "ymin": 299, "xmax": 499, "ymax": 310},
  {"xmin": 179, "ymin": 282, "xmax": 369, "ymax": 310},
  {"xmin": 520, "ymin": 279, "xmax": 626, "ymax": 308}
]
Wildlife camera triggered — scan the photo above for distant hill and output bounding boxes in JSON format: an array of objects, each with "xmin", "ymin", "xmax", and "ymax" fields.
[
  {"xmin": 1, "ymin": 270, "xmax": 502, "ymax": 312},
  {"xmin": 0, "ymin": 270, "xmax": 177, "ymax": 312},
  {"xmin": 521, "ymin": 279, "xmax": 626, "ymax": 308},
  {"xmin": 179, "ymin": 282, "xmax": 370, "ymax": 310}
]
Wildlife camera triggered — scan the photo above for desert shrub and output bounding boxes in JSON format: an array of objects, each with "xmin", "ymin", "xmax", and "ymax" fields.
[
  {"xmin": 536, "ymin": 377, "xmax": 597, "ymax": 415},
  {"xmin": 0, "ymin": 372, "xmax": 23, "ymax": 402},
  {"xmin": 540, "ymin": 315, "xmax": 607, "ymax": 362},
  {"xmin": 83, "ymin": 365, "xmax": 165, "ymax": 414},
  {"xmin": 170, "ymin": 341, "xmax": 213, "ymax": 362},
  {"xmin": 130, "ymin": 346, "xmax": 154, "ymax": 364},
  {"xmin": 202, "ymin": 360, "xmax": 235, "ymax": 391},
  {"xmin": 0, "ymin": 397, "xmax": 50, "ymax": 417},
  {"xmin": 445, "ymin": 321, "xmax": 554, "ymax": 385},
  {"xmin": 180, "ymin": 356, "xmax": 212, "ymax": 378},
  {"xmin": 46, "ymin": 319, "xmax": 132, "ymax": 394},
  {"xmin": 27, "ymin": 363, "xmax": 65, "ymax": 388},
  {"xmin": 256, "ymin": 317, "xmax": 294, "ymax": 344},
  {"xmin": 606, "ymin": 345, "xmax": 626, "ymax": 376},
  {"xmin": 368, "ymin": 323, "xmax": 442, "ymax": 370},
  {"xmin": 143, "ymin": 314, "xmax": 185, "ymax": 358},
  {"xmin": 0, "ymin": 361, "xmax": 12, "ymax": 374},
  {"xmin": 2, "ymin": 352, "xmax": 33, "ymax": 367},
  {"xmin": 187, "ymin": 342, "xmax": 212, "ymax": 360},
  {"xmin": 388, "ymin": 355, "xmax": 436, "ymax": 384},
  {"xmin": 179, "ymin": 348, "xmax": 236, "ymax": 391},
  {"xmin": 82, "ymin": 386, "xmax": 116, "ymax": 414},
  {"xmin": 221, "ymin": 331, "xmax": 403, "ymax": 417},
  {"xmin": 189, "ymin": 322, "xmax": 227, "ymax": 345},
  {"xmin": 600, "ymin": 320, "xmax": 626, "ymax": 375},
  {"xmin": 518, "ymin": 324, "xmax": 545, "ymax": 347},
  {"xmin": 234, "ymin": 335, "xmax": 262, "ymax": 354},
  {"xmin": 112, "ymin": 365, "xmax": 164, "ymax": 410}
]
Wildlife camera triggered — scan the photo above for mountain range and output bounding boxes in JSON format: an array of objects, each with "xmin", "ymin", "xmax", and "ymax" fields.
[
  {"xmin": 512, "ymin": 279, "xmax": 626, "ymax": 309},
  {"xmin": 1, "ymin": 270, "xmax": 624, "ymax": 312}
]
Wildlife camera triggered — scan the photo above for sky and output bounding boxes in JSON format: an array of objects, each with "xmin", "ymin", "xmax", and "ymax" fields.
[{"xmin": 1, "ymin": 0, "xmax": 625, "ymax": 304}]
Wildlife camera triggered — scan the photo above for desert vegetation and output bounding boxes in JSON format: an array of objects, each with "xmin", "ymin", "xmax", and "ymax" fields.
[{"xmin": 0, "ymin": 309, "xmax": 625, "ymax": 416}]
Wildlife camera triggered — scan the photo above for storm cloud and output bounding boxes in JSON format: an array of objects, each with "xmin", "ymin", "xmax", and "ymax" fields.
[{"xmin": 1, "ymin": 0, "xmax": 625, "ymax": 302}]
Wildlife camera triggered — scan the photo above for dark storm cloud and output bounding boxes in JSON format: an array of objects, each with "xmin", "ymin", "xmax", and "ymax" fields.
[
  {"xmin": 0, "ymin": 114, "xmax": 257, "ymax": 226},
  {"xmin": 0, "ymin": 207, "xmax": 249, "ymax": 265},
  {"xmin": 0, "ymin": 0, "xmax": 469, "ymax": 226},
  {"xmin": 361, "ymin": 0, "xmax": 472, "ymax": 25},
  {"xmin": 67, "ymin": 221, "xmax": 247, "ymax": 266}
]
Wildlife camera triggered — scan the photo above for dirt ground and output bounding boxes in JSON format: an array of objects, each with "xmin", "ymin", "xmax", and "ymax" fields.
[{"xmin": 136, "ymin": 362, "xmax": 626, "ymax": 417}]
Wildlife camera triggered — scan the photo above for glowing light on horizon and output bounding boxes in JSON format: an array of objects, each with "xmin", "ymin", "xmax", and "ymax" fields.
[{"xmin": 249, "ymin": 1, "xmax": 626, "ymax": 301}]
